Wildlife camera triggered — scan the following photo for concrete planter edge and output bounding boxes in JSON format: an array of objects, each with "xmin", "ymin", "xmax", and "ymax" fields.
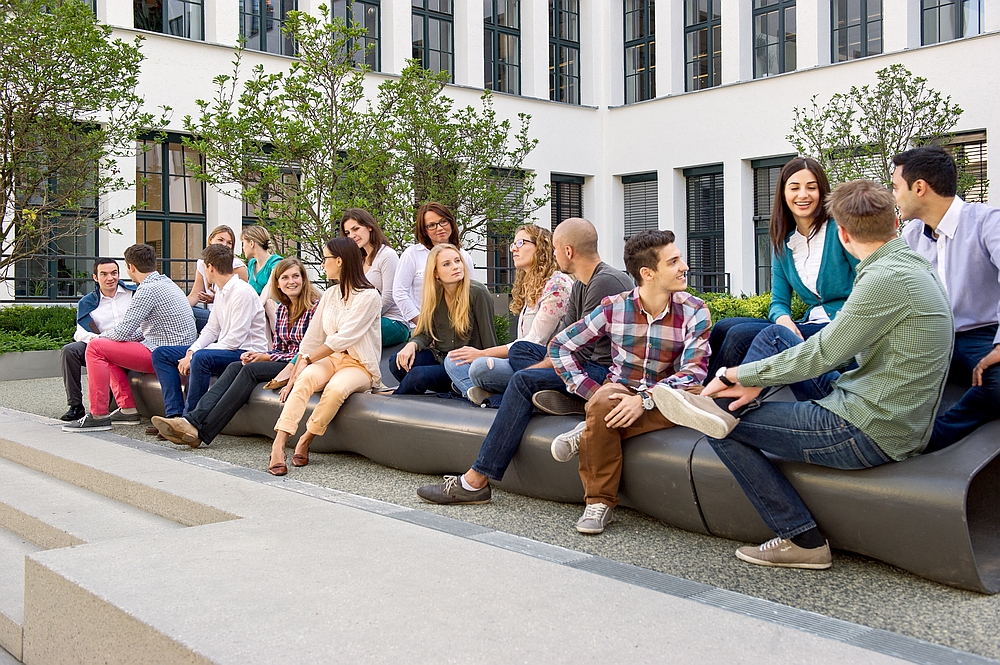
[{"xmin": 0, "ymin": 349, "xmax": 63, "ymax": 380}]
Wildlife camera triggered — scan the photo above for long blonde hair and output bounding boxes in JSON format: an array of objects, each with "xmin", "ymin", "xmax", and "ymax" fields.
[
  {"xmin": 509, "ymin": 224, "xmax": 559, "ymax": 314},
  {"xmin": 270, "ymin": 257, "xmax": 321, "ymax": 325},
  {"xmin": 415, "ymin": 244, "xmax": 471, "ymax": 341}
]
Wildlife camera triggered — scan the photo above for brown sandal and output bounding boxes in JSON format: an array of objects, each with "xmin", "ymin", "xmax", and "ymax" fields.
[
  {"xmin": 292, "ymin": 453, "xmax": 309, "ymax": 467},
  {"xmin": 268, "ymin": 460, "xmax": 287, "ymax": 476}
]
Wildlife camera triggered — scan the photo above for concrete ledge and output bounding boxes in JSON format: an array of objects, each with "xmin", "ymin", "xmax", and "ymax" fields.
[{"xmin": 0, "ymin": 350, "xmax": 62, "ymax": 381}]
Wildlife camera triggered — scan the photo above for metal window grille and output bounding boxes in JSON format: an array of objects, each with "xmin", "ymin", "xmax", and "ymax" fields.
[
  {"xmin": 486, "ymin": 174, "xmax": 527, "ymax": 292},
  {"xmin": 921, "ymin": 0, "xmax": 983, "ymax": 44},
  {"xmin": 333, "ymin": 0, "xmax": 381, "ymax": 70},
  {"xmin": 624, "ymin": 0, "xmax": 655, "ymax": 104},
  {"xmin": 549, "ymin": 0, "xmax": 580, "ymax": 104},
  {"xmin": 684, "ymin": 0, "xmax": 721, "ymax": 91},
  {"xmin": 751, "ymin": 156, "xmax": 793, "ymax": 294},
  {"xmin": 551, "ymin": 174, "xmax": 584, "ymax": 230},
  {"xmin": 685, "ymin": 166, "xmax": 727, "ymax": 293},
  {"xmin": 752, "ymin": 0, "xmax": 795, "ymax": 79},
  {"xmin": 945, "ymin": 130, "xmax": 988, "ymax": 204},
  {"xmin": 623, "ymin": 172, "xmax": 658, "ymax": 239},
  {"xmin": 412, "ymin": 0, "xmax": 453, "ymax": 81},
  {"xmin": 485, "ymin": 0, "xmax": 520, "ymax": 94},
  {"xmin": 832, "ymin": 0, "xmax": 882, "ymax": 62}
]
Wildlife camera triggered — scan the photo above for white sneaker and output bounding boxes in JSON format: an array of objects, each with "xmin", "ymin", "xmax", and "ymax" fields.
[
  {"xmin": 551, "ymin": 421, "xmax": 587, "ymax": 462},
  {"xmin": 576, "ymin": 502, "xmax": 614, "ymax": 534},
  {"xmin": 652, "ymin": 385, "xmax": 739, "ymax": 439}
]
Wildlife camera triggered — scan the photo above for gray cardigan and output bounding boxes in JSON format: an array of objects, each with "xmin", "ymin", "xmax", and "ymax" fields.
[{"xmin": 411, "ymin": 280, "xmax": 498, "ymax": 362}]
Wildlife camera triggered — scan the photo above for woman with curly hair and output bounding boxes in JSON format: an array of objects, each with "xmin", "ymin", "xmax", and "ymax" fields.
[
  {"xmin": 390, "ymin": 244, "xmax": 497, "ymax": 395},
  {"xmin": 445, "ymin": 224, "xmax": 572, "ymax": 406}
]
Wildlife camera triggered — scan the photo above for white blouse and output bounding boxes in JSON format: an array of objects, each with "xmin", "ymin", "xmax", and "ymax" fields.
[
  {"xmin": 391, "ymin": 244, "xmax": 476, "ymax": 327},
  {"xmin": 787, "ymin": 221, "xmax": 831, "ymax": 324},
  {"xmin": 298, "ymin": 285, "xmax": 383, "ymax": 388}
]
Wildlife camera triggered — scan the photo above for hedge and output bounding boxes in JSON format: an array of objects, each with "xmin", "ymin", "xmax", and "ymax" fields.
[
  {"xmin": 692, "ymin": 290, "xmax": 808, "ymax": 324},
  {"xmin": 0, "ymin": 305, "xmax": 76, "ymax": 353}
]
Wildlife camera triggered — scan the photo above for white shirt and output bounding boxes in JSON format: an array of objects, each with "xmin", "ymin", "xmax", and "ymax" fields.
[
  {"xmin": 74, "ymin": 285, "xmax": 133, "ymax": 342},
  {"xmin": 392, "ymin": 244, "xmax": 476, "ymax": 327},
  {"xmin": 196, "ymin": 256, "xmax": 247, "ymax": 311},
  {"xmin": 365, "ymin": 245, "xmax": 405, "ymax": 322},
  {"xmin": 930, "ymin": 196, "xmax": 965, "ymax": 296},
  {"xmin": 787, "ymin": 221, "xmax": 831, "ymax": 324},
  {"xmin": 189, "ymin": 275, "xmax": 269, "ymax": 353}
]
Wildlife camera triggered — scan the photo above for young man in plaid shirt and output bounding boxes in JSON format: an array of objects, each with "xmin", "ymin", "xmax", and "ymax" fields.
[{"xmin": 549, "ymin": 229, "xmax": 712, "ymax": 534}]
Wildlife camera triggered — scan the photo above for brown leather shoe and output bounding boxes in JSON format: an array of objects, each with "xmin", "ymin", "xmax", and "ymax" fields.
[
  {"xmin": 145, "ymin": 426, "xmax": 159, "ymax": 435},
  {"xmin": 268, "ymin": 461, "xmax": 287, "ymax": 476},
  {"xmin": 292, "ymin": 453, "xmax": 308, "ymax": 467},
  {"xmin": 151, "ymin": 416, "xmax": 200, "ymax": 447}
]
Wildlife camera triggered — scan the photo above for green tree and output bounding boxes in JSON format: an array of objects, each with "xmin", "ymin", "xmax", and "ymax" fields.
[
  {"xmin": 787, "ymin": 64, "xmax": 982, "ymax": 195},
  {"xmin": 184, "ymin": 7, "xmax": 546, "ymax": 264},
  {"xmin": 0, "ymin": 0, "xmax": 164, "ymax": 279}
]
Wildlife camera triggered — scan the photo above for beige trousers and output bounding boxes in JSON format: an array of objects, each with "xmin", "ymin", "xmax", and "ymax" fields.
[{"xmin": 274, "ymin": 352, "xmax": 372, "ymax": 436}]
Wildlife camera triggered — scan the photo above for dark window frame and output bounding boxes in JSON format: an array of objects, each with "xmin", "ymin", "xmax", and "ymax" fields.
[
  {"xmin": 623, "ymin": 171, "xmax": 658, "ymax": 240},
  {"xmin": 484, "ymin": 0, "xmax": 521, "ymax": 95},
  {"xmin": 133, "ymin": 0, "xmax": 205, "ymax": 40},
  {"xmin": 684, "ymin": 164, "xmax": 727, "ymax": 293},
  {"xmin": 333, "ymin": 0, "xmax": 381, "ymax": 71},
  {"xmin": 684, "ymin": 0, "xmax": 721, "ymax": 91},
  {"xmin": 412, "ymin": 0, "xmax": 454, "ymax": 82},
  {"xmin": 751, "ymin": 155, "xmax": 793, "ymax": 294},
  {"xmin": 549, "ymin": 0, "xmax": 581, "ymax": 105},
  {"xmin": 623, "ymin": 0, "xmax": 655, "ymax": 104},
  {"xmin": 752, "ymin": 0, "xmax": 796, "ymax": 79},
  {"xmin": 921, "ymin": 0, "xmax": 983, "ymax": 45},
  {"xmin": 240, "ymin": 0, "xmax": 297, "ymax": 57},
  {"xmin": 551, "ymin": 173, "xmax": 584, "ymax": 230},
  {"xmin": 831, "ymin": 0, "xmax": 883, "ymax": 62}
]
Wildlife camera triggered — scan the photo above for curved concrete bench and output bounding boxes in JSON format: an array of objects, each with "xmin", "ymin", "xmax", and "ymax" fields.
[{"xmin": 128, "ymin": 365, "xmax": 1000, "ymax": 594}]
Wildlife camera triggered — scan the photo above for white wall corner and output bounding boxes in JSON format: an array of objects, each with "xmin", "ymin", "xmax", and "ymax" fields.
[
  {"xmin": 520, "ymin": 0, "xmax": 550, "ymax": 100},
  {"xmin": 382, "ymin": 0, "xmax": 413, "ymax": 77},
  {"xmin": 452, "ymin": 0, "xmax": 483, "ymax": 89},
  {"xmin": 663, "ymin": 0, "xmax": 685, "ymax": 96}
]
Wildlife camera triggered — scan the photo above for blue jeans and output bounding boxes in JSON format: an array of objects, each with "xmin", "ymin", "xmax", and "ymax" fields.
[
  {"xmin": 706, "ymin": 324, "xmax": 890, "ymax": 540},
  {"xmin": 191, "ymin": 306, "xmax": 210, "ymax": 333},
  {"xmin": 185, "ymin": 360, "xmax": 284, "ymax": 444},
  {"xmin": 929, "ymin": 324, "xmax": 1000, "ymax": 451},
  {"xmin": 389, "ymin": 349, "xmax": 451, "ymax": 395},
  {"xmin": 472, "ymin": 362, "xmax": 608, "ymax": 480},
  {"xmin": 151, "ymin": 346, "xmax": 245, "ymax": 416},
  {"xmin": 706, "ymin": 317, "xmax": 827, "ymax": 383},
  {"xmin": 444, "ymin": 356, "xmax": 516, "ymax": 397},
  {"xmin": 508, "ymin": 340, "xmax": 548, "ymax": 372}
]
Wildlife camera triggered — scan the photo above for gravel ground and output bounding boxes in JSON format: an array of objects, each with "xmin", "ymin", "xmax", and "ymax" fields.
[{"xmin": 2, "ymin": 375, "xmax": 1000, "ymax": 659}]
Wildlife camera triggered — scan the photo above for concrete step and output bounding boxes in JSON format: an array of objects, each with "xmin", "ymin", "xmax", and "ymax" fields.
[
  {"xmin": 0, "ymin": 456, "xmax": 184, "ymax": 550},
  {"xmin": 0, "ymin": 526, "xmax": 39, "ymax": 661}
]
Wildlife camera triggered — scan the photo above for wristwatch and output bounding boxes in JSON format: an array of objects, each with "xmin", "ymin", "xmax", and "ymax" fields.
[
  {"xmin": 299, "ymin": 353, "xmax": 311, "ymax": 365},
  {"xmin": 638, "ymin": 389, "xmax": 655, "ymax": 410},
  {"xmin": 715, "ymin": 366, "xmax": 736, "ymax": 387}
]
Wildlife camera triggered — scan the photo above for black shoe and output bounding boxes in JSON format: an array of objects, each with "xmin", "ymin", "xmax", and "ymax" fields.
[
  {"xmin": 60, "ymin": 405, "xmax": 86, "ymax": 422},
  {"xmin": 532, "ymin": 390, "xmax": 586, "ymax": 415},
  {"xmin": 61, "ymin": 413, "xmax": 113, "ymax": 432}
]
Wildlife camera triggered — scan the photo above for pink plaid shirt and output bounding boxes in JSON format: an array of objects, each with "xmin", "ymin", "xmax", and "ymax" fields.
[{"xmin": 270, "ymin": 301, "xmax": 317, "ymax": 362}]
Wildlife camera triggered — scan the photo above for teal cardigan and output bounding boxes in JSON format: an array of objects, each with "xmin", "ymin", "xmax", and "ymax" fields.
[{"xmin": 768, "ymin": 219, "xmax": 859, "ymax": 323}]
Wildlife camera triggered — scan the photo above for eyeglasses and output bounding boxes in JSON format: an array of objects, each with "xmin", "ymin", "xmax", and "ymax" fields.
[
  {"xmin": 510, "ymin": 238, "xmax": 536, "ymax": 250},
  {"xmin": 425, "ymin": 220, "xmax": 451, "ymax": 231}
]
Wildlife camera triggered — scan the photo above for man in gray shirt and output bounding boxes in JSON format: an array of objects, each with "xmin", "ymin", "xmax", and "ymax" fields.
[
  {"xmin": 416, "ymin": 218, "xmax": 633, "ymax": 505},
  {"xmin": 895, "ymin": 146, "xmax": 1000, "ymax": 450}
]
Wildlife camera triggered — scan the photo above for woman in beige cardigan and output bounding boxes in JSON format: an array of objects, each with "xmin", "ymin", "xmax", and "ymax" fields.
[{"xmin": 267, "ymin": 238, "xmax": 382, "ymax": 476}]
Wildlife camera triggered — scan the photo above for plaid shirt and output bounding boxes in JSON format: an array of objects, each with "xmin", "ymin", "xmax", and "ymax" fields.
[
  {"xmin": 550, "ymin": 288, "xmax": 712, "ymax": 400},
  {"xmin": 100, "ymin": 272, "xmax": 197, "ymax": 351},
  {"xmin": 270, "ymin": 301, "xmax": 317, "ymax": 362}
]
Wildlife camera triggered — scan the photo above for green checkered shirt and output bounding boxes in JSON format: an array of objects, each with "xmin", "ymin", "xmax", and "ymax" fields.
[{"xmin": 738, "ymin": 238, "xmax": 954, "ymax": 461}]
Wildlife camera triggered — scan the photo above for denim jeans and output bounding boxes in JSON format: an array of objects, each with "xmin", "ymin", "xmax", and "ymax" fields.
[
  {"xmin": 191, "ymin": 306, "xmax": 210, "ymax": 333},
  {"xmin": 471, "ymin": 362, "xmax": 608, "ymax": 480},
  {"xmin": 706, "ymin": 317, "xmax": 827, "ymax": 383},
  {"xmin": 185, "ymin": 360, "xmax": 285, "ymax": 444},
  {"xmin": 929, "ymin": 324, "xmax": 1000, "ymax": 451},
  {"xmin": 706, "ymin": 324, "xmax": 890, "ymax": 539},
  {"xmin": 151, "ymin": 346, "xmax": 245, "ymax": 416},
  {"xmin": 444, "ymin": 355, "xmax": 517, "ymax": 397},
  {"xmin": 389, "ymin": 349, "xmax": 451, "ymax": 395},
  {"xmin": 508, "ymin": 341, "xmax": 548, "ymax": 372}
]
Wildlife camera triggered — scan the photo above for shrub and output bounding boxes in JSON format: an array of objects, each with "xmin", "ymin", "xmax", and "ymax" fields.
[
  {"xmin": 494, "ymin": 315, "xmax": 511, "ymax": 346},
  {"xmin": 0, "ymin": 305, "xmax": 76, "ymax": 348},
  {"xmin": 0, "ymin": 330, "xmax": 68, "ymax": 352},
  {"xmin": 689, "ymin": 290, "xmax": 808, "ymax": 323}
]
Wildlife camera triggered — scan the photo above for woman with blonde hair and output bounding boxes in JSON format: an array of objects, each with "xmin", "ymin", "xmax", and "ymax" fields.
[
  {"xmin": 267, "ymin": 238, "xmax": 382, "ymax": 475},
  {"xmin": 241, "ymin": 225, "xmax": 283, "ymax": 295},
  {"xmin": 187, "ymin": 225, "xmax": 249, "ymax": 330},
  {"xmin": 445, "ymin": 224, "xmax": 572, "ymax": 406},
  {"xmin": 390, "ymin": 243, "xmax": 497, "ymax": 395},
  {"xmin": 151, "ymin": 256, "xmax": 320, "ymax": 447}
]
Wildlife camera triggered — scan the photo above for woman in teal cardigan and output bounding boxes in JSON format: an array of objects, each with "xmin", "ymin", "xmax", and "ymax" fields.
[{"xmin": 706, "ymin": 158, "xmax": 858, "ymax": 380}]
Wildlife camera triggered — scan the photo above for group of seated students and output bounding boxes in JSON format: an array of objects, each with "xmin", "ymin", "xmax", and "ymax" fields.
[{"xmin": 56, "ymin": 146, "xmax": 1000, "ymax": 573}]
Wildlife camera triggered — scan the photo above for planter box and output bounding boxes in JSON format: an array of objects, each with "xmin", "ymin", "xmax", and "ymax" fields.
[{"xmin": 0, "ymin": 349, "xmax": 63, "ymax": 381}]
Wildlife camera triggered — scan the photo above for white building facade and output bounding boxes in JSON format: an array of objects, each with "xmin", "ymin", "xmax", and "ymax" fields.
[{"xmin": 5, "ymin": 0, "xmax": 998, "ymax": 302}]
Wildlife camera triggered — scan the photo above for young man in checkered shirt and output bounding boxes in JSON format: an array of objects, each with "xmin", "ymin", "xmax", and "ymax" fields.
[{"xmin": 548, "ymin": 229, "xmax": 712, "ymax": 535}]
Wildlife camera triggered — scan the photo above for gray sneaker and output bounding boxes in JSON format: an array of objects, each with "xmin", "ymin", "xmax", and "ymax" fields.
[
  {"xmin": 532, "ymin": 390, "xmax": 586, "ymax": 415},
  {"xmin": 551, "ymin": 421, "xmax": 586, "ymax": 462},
  {"xmin": 61, "ymin": 413, "xmax": 112, "ymax": 432},
  {"xmin": 652, "ymin": 385, "xmax": 739, "ymax": 439},
  {"xmin": 576, "ymin": 502, "xmax": 614, "ymax": 534},
  {"xmin": 416, "ymin": 475, "xmax": 492, "ymax": 505},
  {"xmin": 109, "ymin": 408, "xmax": 141, "ymax": 426},
  {"xmin": 467, "ymin": 386, "xmax": 492, "ymax": 407},
  {"xmin": 736, "ymin": 537, "xmax": 832, "ymax": 570}
]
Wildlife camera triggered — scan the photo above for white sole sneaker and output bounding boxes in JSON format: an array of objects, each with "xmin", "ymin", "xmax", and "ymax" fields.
[{"xmin": 652, "ymin": 385, "xmax": 739, "ymax": 439}]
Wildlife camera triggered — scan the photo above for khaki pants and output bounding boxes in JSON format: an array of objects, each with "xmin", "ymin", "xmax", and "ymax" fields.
[
  {"xmin": 274, "ymin": 353, "xmax": 372, "ymax": 436},
  {"xmin": 578, "ymin": 382, "xmax": 675, "ymax": 508}
]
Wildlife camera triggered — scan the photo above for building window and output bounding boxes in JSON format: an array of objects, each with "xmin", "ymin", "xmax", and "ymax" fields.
[
  {"xmin": 412, "ymin": 0, "xmax": 453, "ymax": 81},
  {"xmin": 684, "ymin": 0, "xmax": 721, "ymax": 91},
  {"xmin": 624, "ymin": 0, "xmax": 655, "ymax": 104},
  {"xmin": 134, "ymin": 0, "xmax": 204, "ymax": 40},
  {"xmin": 751, "ymin": 156, "xmax": 793, "ymax": 293},
  {"xmin": 946, "ymin": 130, "xmax": 988, "ymax": 203},
  {"xmin": 549, "ymin": 0, "xmax": 580, "ymax": 105},
  {"xmin": 832, "ymin": 0, "xmax": 882, "ymax": 61},
  {"xmin": 333, "ymin": 0, "xmax": 381, "ymax": 70},
  {"xmin": 484, "ymin": 1, "xmax": 520, "ymax": 94},
  {"xmin": 922, "ymin": 0, "xmax": 983, "ymax": 44},
  {"xmin": 241, "ymin": 172, "xmax": 300, "ymax": 256},
  {"xmin": 623, "ymin": 172, "xmax": 657, "ymax": 239},
  {"xmin": 135, "ymin": 137, "xmax": 206, "ymax": 294},
  {"xmin": 685, "ymin": 165, "xmax": 726, "ymax": 293},
  {"xmin": 484, "ymin": 171, "xmax": 528, "ymax": 292},
  {"xmin": 551, "ymin": 173, "xmax": 584, "ymax": 230},
  {"xmin": 240, "ymin": 0, "xmax": 296, "ymax": 56},
  {"xmin": 753, "ymin": 0, "xmax": 795, "ymax": 79}
]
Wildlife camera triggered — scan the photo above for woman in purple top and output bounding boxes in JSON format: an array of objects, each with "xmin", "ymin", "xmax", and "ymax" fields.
[{"xmin": 151, "ymin": 257, "xmax": 321, "ymax": 447}]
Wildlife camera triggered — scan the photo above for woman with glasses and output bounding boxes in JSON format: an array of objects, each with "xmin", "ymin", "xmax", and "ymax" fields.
[
  {"xmin": 392, "ymin": 203, "xmax": 475, "ymax": 334},
  {"xmin": 445, "ymin": 225, "xmax": 572, "ymax": 406},
  {"xmin": 267, "ymin": 238, "xmax": 382, "ymax": 476},
  {"xmin": 341, "ymin": 208, "xmax": 410, "ymax": 346},
  {"xmin": 390, "ymin": 244, "xmax": 497, "ymax": 395}
]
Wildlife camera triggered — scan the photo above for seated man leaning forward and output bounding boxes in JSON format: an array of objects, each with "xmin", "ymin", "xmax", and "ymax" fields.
[
  {"xmin": 656, "ymin": 179, "xmax": 954, "ymax": 571},
  {"xmin": 60, "ymin": 257, "xmax": 135, "ymax": 422},
  {"xmin": 62, "ymin": 244, "xmax": 197, "ymax": 432},
  {"xmin": 151, "ymin": 243, "xmax": 269, "ymax": 419},
  {"xmin": 548, "ymin": 230, "xmax": 711, "ymax": 534},
  {"xmin": 415, "ymin": 217, "xmax": 632, "ymax": 505}
]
